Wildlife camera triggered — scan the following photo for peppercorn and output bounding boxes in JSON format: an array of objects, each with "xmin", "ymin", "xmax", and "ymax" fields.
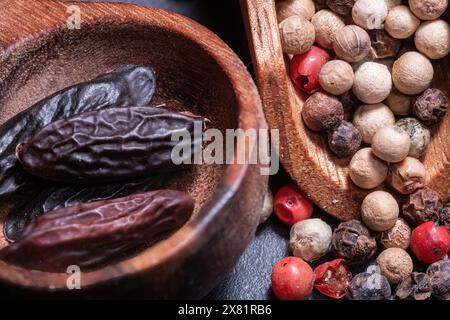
[
  {"xmin": 301, "ymin": 92, "xmax": 344, "ymax": 132},
  {"xmin": 353, "ymin": 62, "xmax": 392, "ymax": 104},
  {"xmin": 314, "ymin": 259, "xmax": 352, "ymax": 299},
  {"xmin": 290, "ymin": 218, "xmax": 332, "ymax": 262},
  {"xmin": 410, "ymin": 221, "xmax": 450, "ymax": 264},
  {"xmin": 372, "ymin": 126, "xmax": 411, "ymax": 163},
  {"xmin": 427, "ymin": 260, "xmax": 450, "ymax": 300},
  {"xmin": 392, "ymin": 52, "xmax": 434, "ymax": 95},
  {"xmin": 332, "ymin": 219, "xmax": 377, "ymax": 266},
  {"xmin": 361, "ymin": 191, "xmax": 399, "ymax": 232},
  {"xmin": 352, "ymin": 103, "xmax": 395, "ymax": 144},
  {"xmin": 368, "ymin": 30, "xmax": 401, "ymax": 59},
  {"xmin": 333, "ymin": 25, "xmax": 371, "ymax": 62},
  {"xmin": 387, "ymin": 157, "xmax": 427, "ymax": 195},
  {"xmin": 352, "ymin": 0, "xmax": 388, "ymax": 30},
  {"xmin": 377, "ymin": 248, "xmax": 413, "ymax": 284},
  {"xmin": 413, "ymin": 88, "xmax": 448, "ymax": 125},
  {"xmin": 380, "ymin": 218, "xmax": 411, "ymax": 250},
  {"xmin": 276, "ymin": 0, "xmax": 316, "ymax": 22},
  {"xmin": 259, "ymin": 188, "xmax": 273, "ymax": 224},
  {"xmin": 319, "ymin": 60, "xmax": 354, "ymax": 95},
  {"xmin": 415, "ymin": 19, "xmax": 450, "ymax": 60},
  {"xmin": 349, "ymin": 148, "xmax": 388, "ymax": 189},
  {"xmin": 396, "ymin": 273, "xmax": 432, "ymax": 300},
  {"xmin": 347, "ymin": 271, "xmax": 392, "ymax": 300},
  {"xmin": 395, "ymin": 118, "xmax": 431, "ymax": 159},
  {"xmin": 402, "ymin": 188, "xmax": 443, "ymax": 226},
  {"xmin": 386, "ymin": 89, "xmax": 412, "ymax": 116},
  {"xmin": 311, "ymin": 9, "xmax": 345, "ymax": 49},
  {"xmin": 279, "ymin": 15, "xmax": 316, "ymax": 55},
  {"xmin": 274, "ymin": 184, "xmax": 313, "ymax": 226},
  {"xmin": 327, "ymin": 121, "xmax": 362, "ymax": 158},
  {"xmin": 339, "ymin": 91, "xmax": 360, "ymax": 114},
  {"xmin": 326, "ymin": 0, "xmax": 355, "ymax": 16},
  {"xmin": 440, "ymin": 202, "xmax": 450, "ymax": 229},
  {"xmin": 408, "ymin": 0, "xmax": 449, "ymax": 21},
  {"xmin": 385, "ymin": 5, "xmax": 420, "ymax": 40}
]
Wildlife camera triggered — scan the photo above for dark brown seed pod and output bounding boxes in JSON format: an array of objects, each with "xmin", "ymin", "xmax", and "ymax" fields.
[
  {"xmin": 301, "ymin": 92, "xmax": 344, "ymax": 132},
  {"xmin": 0, "ymin": 190, "xmax": 194, "ymax": 272},
  {"xmin": 402, "ymin": 187, "xmax": 443, "ymax": 226},
  {"xmin": 427, "ymin": 260, "xmax": 450, "ymax": 300},
  {"xmin": 347, "ymin": 272, "xmax": 392, "ymax": 300},
  {"xmin": 413, "ymin": 88, "xmax": 448, "ymax": 125},
  {"xmin": 327, "ymin": 121, "xmax": 362, "ymax": 158},
  {"xmin": 326, "ymin": 0, "xmax": 355, "ymax": 16},
  {"xmin": 332, "ymin": 219, "xmax": 377, "ymax": 266},
  {"xmin": 368, "ymin": 30, "xmax": 401, "ymax": 59},
  {"xmin": 16, "ymin": 107, "xmax": 203, "ymax": 184},
  {"xmin": 396, "ymin": 272, "xmax": 432, "ymax": 300}
]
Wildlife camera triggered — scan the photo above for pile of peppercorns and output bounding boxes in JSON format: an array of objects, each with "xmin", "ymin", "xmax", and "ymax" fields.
[{"xmin": 268, "ymin": 0, "xmax": 450, "ymax": 300}]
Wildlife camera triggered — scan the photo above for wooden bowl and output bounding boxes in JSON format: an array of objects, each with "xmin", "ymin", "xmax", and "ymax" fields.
[
  {"xmin": 242, "ymin": 0, "xmax": 450, "ymax": 221},
  {"xmin": 0, "ymin": 0, "xmax": 268, "ymax": 298}
]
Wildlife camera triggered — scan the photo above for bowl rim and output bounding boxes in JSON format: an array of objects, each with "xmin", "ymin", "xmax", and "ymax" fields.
[{"xmin": 0, "ymin": 0, "xmax": 265, "ymax": 290}]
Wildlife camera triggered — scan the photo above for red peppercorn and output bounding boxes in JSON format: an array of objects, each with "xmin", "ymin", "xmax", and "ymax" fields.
[
  {"xmin": 271, "ymin": 256, "xmax": 315, "ymax": 300},
  {"xmin": 410, "ymin": 221, "xmax": 450, "ymax": 264},
  {"xmin": 290, "ymin": 46, "xmax": 330, "ymax": 94},
  {"xmin": 274, "ymin": 184, "xmax": 313, "ymax": 226},
  {"xmin": 314, "ymin": 259, "xmax": 352, "ymax": 299}
]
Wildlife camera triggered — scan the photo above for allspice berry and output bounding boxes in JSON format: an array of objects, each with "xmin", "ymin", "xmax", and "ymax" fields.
[
  {"xmin": 326, "ymin": 0, "xmax": 355, "ymax": 16},
  {"xmin": 385, "ymin": 5, "xmax": 420, "ymax": 40},
  {"xmin": 349, "ymin": 148, "xmax": 388, "ymax": 189},
  {"xmin": 413, "ymin": 88, "xmax": 448, "ymax": 125},
  {"xmin": 290, "ymin": 218, "xmax": 332, "ymax": 262},
  {"xmin": 301, "ymin": 92, "xmax": 344, "ymax": 132},
  {"xmin": 392, "ymin": 51, "xmax": 434, "ymax": 95},
  {"xmin": 353, "ymin": 62, "xmax": 392, "ymax": 104},
  {"xmin": 353, "ymin": 103, "xmax": 395, "ymax": 144},
  {"xmin": 380, "ymin": 218, "xmax": 412, "ymax": 250},
  {"xmin": 361, "ymin": 191, "xmax": 399, "ymax": 232},
  {"xmin": 415, "ymin": 20, "xmax": 450, "ymax": 60},
  {"xmin": 352, "ymin": 0, "xmax": 388, "ymax": 30},
  {"xmin": 319, "ymin": 60, "xmax": 354, "ymax": 95},
  {"xmin": 372, "ymin": 126, "xmax": 411, "ymax": 163},
  {"xmin": 396, "ymin": 118, "xmax": 431, "ymax": 158},
  {"xmin": 377, "ymin": 248, "xmax": 413, "ymax": 284},
  {"xmin": 369, "ymin": 30, "xmax": 401, "ymax": 59},
  {"xmin": 386, "ymin": 88, "xmax": 412, "ymax": 116},
  {"xmin": 402, "ymin": 187, "xmax": 443, "ymax": 226},
  {"xmin": 279, "ymin": 16, "xmax": 315, "ymax": 54},
  {"xmin": 276, "ymin": 0, "xmax": 316, "ymax": 21},
  {"xmin": 311, "ymin": 9, "xmax": 345, "ymax": 49},
  {"xmin": 408, "ymin": 0, "xmax": 448, "ymax": 20},
  {"xmin": 328, "ymin": 121, "xmax": 362, "ymax": 158},
  {"xmin": 334, "ymin": 25, "xmax": 371, "ymax": 62},
  {"xmin": 387, "ymin": 157, "xmax": 427, "ymax": 195}
]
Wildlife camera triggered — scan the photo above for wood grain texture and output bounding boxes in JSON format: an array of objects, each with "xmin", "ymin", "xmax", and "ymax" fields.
[
  {"xmin": 0, "ymin": 0, "xmax": 268, "ymax": 298},
  {"xmin": 241, "ymin": 0, "xmax": 450, "ymax": 221}
]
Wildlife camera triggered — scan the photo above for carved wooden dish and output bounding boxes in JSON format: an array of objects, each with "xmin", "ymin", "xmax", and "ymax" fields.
[
  {"xmin": 0, "ymin": 0, "xmax": 267, "ymax": 298},
  {"xmin": 241, "ymin": 0, "xmax": 449, "ymax": 221}
]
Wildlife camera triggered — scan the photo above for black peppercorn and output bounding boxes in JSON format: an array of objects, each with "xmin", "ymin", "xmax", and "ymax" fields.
[
  {"xmin": 427, "ymin": 260, "xmax": 450, "ymax": 300},
  {"xmin": 369, "ymin": 30, "xmax": 401, "ymax": 59},
  {"xmin": 328, "ymin": 121, "xmax": 362, "ymax": 158},
  {"xmin": 326, "ymin": 0, "xmax": 355, "ymax": 16},
  {"xmin": 347, "ymin": 272, "xmax": 392, "ymax": 300},
  {"xmin": 413, "ymin": 88, "xmax": 448, "ymax": 125},
  {"xmin": 440, "ymin": 201, "xmax": 450, "ymax": 229},
  {"xmin": 396, "ymin": 272, "xmax": 432, "ymax": 300},
  {"xmin": 402, "ymin": 187, "xmax": 443, "ymax": 226},
  {"xmin": 332, "ymin": 219, "xmax": 377, "ymax": 266},
  {"xmin": 339, "ymin": 91, "xmax": 360, "ymax": 115}
]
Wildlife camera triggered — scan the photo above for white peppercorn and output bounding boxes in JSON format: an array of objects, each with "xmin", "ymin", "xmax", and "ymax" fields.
[
  {"xmin": 380, "ymin": 218, "xmax": 412, "ymax": 250},
  {"xmin": 311, "ymin": 9, "xmax": 345, "ymax": 49},
  {"xmin": 290, "ymin": 218, "xmax": 332, "ymax": 262},
  {"xmin": 333, "ymin": 25, "xmax": 371, "ymax": 62},
  {"xmin": 385, "ymin": 5, "xmax": 420, "ymax": 40},
  {"xmin": 353, "ymin": 62, "xmax": 392, "ymax": 104},
  {"xmin": 352, "ymin": 0, "xmax": 388, "ymax": 30},
  {"xmin": 276, "ymin": 0, "xmax": 316, "ymax": 21},
  {"xmin": 377, "ymin": 248, "xmax": 414, "ymax": 284},
  {"xmin": 392, "ymin": 52, "xmax": 434, "ymax": 95},
  {"xmin": 408, "ymin": 0, "xmax": 448, "ymax": 20},
  {"xmin": 353, "ymin": 103, "xmax": 395, "ymax": 144},
  {"xmin": 349, "ymin": 148, "xmax": 388, "ymax": 189},
  {"xmin": 387, "ymin": 157, "xmax": 427, "ymax": 194},
  {"xmin": 319, "ymin": 60, "xmax": 354, "ymax": 95},
  {"xmin": 279, "ymin": 15, "xmax": 316, "ymax": 54},
  {"xmin": 372, "ymin": 126, "xmax": 411, "ymax": 163},
  {"xmin": 396, "ymin": 118, "xmax": 431, "ymax": 158},
  {"xmin": 415, "ymin": 19, "xmax": 450, "ymax": 60},
  {"xmin": 386, "ymin": 88, "xmax": 412, "ymax": 116},
  {"xmin": 361, "ymin": 191, "xmax": 399, "ymax": 232}
]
